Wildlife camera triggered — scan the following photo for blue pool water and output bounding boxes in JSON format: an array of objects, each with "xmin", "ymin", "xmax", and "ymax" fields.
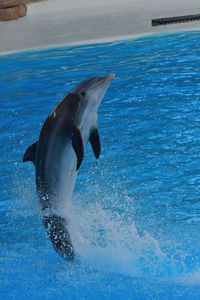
[{"xmin": 1, "ymin": 31, "xmax": 200, "ymax": 299}]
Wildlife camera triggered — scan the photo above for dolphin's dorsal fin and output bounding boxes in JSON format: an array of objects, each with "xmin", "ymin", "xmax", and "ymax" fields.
[
  {"xmin": 89, "ymin": 128, "xmax": 101, "ymax": 159},
  {"xmin": 23, "ymin": 141, "xmax": 38, "ymax": 166},
  {"xmin": 72, "ymin": 127, "xmax": 84, "ymax": 170}
]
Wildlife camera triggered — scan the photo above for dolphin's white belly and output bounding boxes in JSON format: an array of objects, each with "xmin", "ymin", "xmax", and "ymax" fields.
[
  {"xmin": 80, "ymin": 109, "xmax": 97, "ymax": 148},
  {"xmin": 56, "ymin": 143, "xmax": 77, "ymax": 213},
  {"xmin": 55, "ymin": 110, "xmax": 97, "ymax": 214}
]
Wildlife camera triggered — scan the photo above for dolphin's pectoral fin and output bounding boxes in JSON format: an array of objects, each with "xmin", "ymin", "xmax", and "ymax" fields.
[
  {"xmin": 23, "ymin": 141, "xmax": 38, "ymax": 165},
  {"xmin": 89, "ymin": 128, "xmax": 101, "ymax": 159},
  {"xmin": 72, "ymin": 128, "xmax": 84, "ymax": 170}
]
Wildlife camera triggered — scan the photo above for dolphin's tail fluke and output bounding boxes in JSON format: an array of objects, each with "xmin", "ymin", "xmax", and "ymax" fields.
[{"xmin": 43, "ymin": 214, "xmax": 74, "ymax": 261}]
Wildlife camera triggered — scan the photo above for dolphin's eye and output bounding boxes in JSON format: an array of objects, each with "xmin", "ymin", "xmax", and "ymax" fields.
[{"xmin": 81, "ymin": 91, "xmax": 86, "ymax": 97}]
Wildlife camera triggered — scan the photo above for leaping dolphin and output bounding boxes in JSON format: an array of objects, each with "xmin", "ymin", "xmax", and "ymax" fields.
[{"xmin": 23, "ymin": 73, "xmax": 115, "ymax": 261}]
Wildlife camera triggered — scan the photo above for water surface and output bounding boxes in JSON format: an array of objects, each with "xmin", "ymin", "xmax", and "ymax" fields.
[{"xmin": 1, "ymin": 31, "xmax": 200, "ymax": 299}]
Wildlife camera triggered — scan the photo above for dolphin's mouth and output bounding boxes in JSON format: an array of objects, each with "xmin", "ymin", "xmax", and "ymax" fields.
[
  {"xmin": 70, "ymin": 73, "xmax": 115, "ymax": 94},
  {"xmin": 90, "ymin": 73, "xmax": 115, "ymax": 91},
  {"xmin": 105, "ymin": 73, "xmax": 115, "ymax": 81},
  {"xmin": 101, "ymin": 73, "xmax": 115, "ymax": 88}
]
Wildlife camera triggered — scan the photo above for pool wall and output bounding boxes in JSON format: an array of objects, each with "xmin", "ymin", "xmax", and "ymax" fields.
[{"xmin": 0, "ymin": 0, "xmax": 200, "ymax": 54}]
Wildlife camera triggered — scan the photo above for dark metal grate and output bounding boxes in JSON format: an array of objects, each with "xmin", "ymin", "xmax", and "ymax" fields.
[{"xmin": 152, "ymin": 14, "xmax": 200, "ymax": 26}]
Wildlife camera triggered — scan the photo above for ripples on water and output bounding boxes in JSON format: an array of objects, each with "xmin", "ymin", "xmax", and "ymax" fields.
[{"xmin": 1, "ymin": 31, "xmax": 200, "ymax": 299}]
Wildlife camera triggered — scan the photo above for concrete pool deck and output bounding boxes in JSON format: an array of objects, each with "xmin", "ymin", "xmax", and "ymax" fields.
[{"xmin": 0, "ymin": 0, "xmax": 200, "ymax": 54}]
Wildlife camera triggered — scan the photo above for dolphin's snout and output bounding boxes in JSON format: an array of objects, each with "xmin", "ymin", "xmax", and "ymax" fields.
[
  {"xmin": 103, "ymin": 73, "xmax": 115, "ymax": 84},
  {"xmin": 106, "ymin": 73, "xmax": 115, "ymax": 80},
  {"xmin": 70, "ymin": 73, "xmax": 115, "ymax": 94}
]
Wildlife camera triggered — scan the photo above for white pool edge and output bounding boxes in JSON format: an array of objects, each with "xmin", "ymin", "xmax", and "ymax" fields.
[
  {"xmin": 1, "ymin": 27, "xmax": 200, "ymax": 56},
  {"xmin": 0, "ymin": 0, "xmax": 200, "ymax": 55}
]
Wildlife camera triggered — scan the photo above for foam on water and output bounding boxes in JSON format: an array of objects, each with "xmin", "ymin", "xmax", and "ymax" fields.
[{"xmin": 69, "ymin": 200, "xmax": 165, "ymax": 277}]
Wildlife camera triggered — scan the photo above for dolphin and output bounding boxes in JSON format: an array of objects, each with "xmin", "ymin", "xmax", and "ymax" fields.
[{"xmin": 23, "ymin": 73, "xmax": 115, "ymax": 261}]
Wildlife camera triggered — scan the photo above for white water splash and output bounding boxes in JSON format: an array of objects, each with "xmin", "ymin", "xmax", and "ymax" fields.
[{"xmin": 64, "ymin": 197, "xmax": 179, "ymax": 279}]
